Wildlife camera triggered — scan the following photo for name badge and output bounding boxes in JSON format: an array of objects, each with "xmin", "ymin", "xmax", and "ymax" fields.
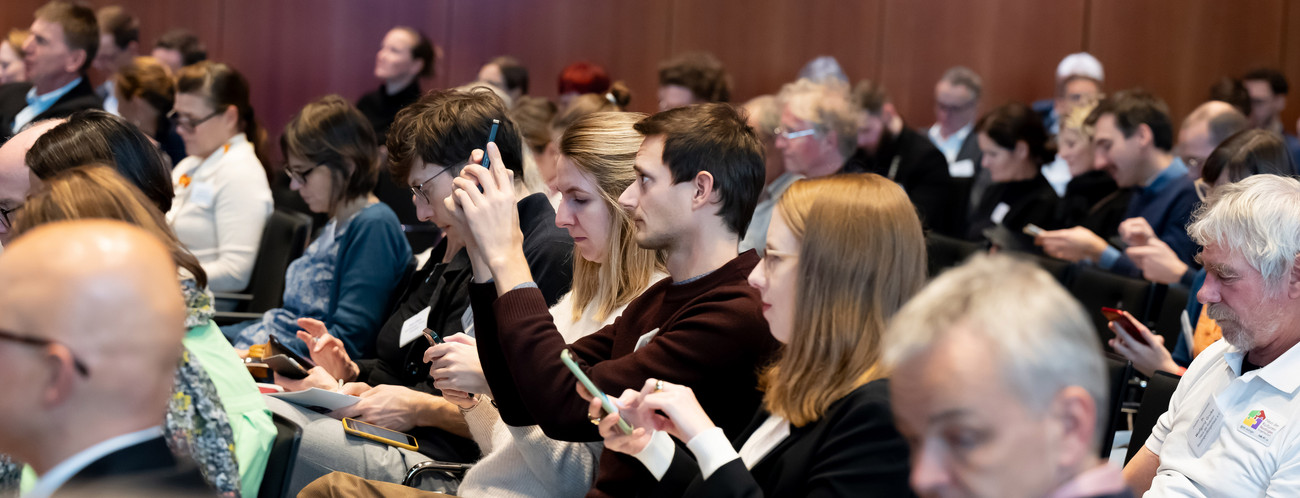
[
  {"xmin": 460, "ymin": 306, "xmax": 475, "ymax": 338},
  {"xmin": 188, "ymin": 181, "xmax": 215, "ymax": 209},
  {"xmin": 990, "ymin": 202, "xmax": 1011, "ymax": 225},
  {"xmin": 949, "ymin": 159, "xmax": 976, "ymax": 178},
  {"xmin": 634, "ymin": 328, "xmax": 660, "ymax": 352},
  {"xmin": 399, "ymin": 307, "xmax": 432, "ymax": 347},
  {"xmin": 1237, "ymin": 408, "xmax": 1282, "ymax": 447},
  {"xmin": 1189, "ymin": 397, "xmax": 1225, "ymax": 457}
]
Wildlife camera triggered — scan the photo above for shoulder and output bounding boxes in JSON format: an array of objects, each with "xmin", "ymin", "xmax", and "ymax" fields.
[
  {"xmin": 353, "ymin": 202, "xmax": 402, "ymax": 226},
  {"xmin": 827, "ymin": 379, "xmax": 895, "ymax": 423},
  {"xmin": 0, "ymin": 81, "xmax": 32, "ymax": 100}
]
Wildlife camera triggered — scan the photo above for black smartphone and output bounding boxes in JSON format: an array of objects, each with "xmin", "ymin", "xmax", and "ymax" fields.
[{"xmin": 269, "ymin": 335, "xmax": 316, "ymax": 369}]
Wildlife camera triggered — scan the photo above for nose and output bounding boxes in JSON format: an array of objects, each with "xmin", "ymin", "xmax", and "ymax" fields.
[
  {"xmin": 414, "ymin": 195, "xmax": 434, "ymax": 222},
  {"xmin": 618, "ymin": 183, "xmax": 637, "ymax": 212},
  {"xmin": 21, "ymin": 36, "xmax": 34, "ymax": 55},
  {"xmin": 747, "ymin": 259, "xmax": 767, "ymax": 292},
  {"xmin": 1092, "ymin": 149, "xmax": 1109, "ymax": 171},
  {"xmin": 289, "ymin": 177, "xmax": 302, "ymax": 191},
  {"xmin": 1197, "ymin": 272, "xmax": 1222, "ymax": 305},
  {"xmin": 909, "ymin": 443, "xmax": 951, "ymax": 495},
  {"xmin": 555, "ymin": 200, "xmax": 574, "ymax": 229}
]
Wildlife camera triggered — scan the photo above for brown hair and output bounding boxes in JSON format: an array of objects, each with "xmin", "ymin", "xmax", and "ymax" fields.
[
  {"xmin": 5, "ymin": 29, "xmax": 29, "ymax": 52},
  {"xmin": 27, "ymin": 109, "xmax": 174, "ymax": 213},
  {"xmin": 95, "ymin": 5, "xmax": 137, "ymax": 49},
  {"xmin": 34, "ymin": 1, "xmax": 99, "ymax": 74},
  {"xmin": 153, "ymin": 28, "xmax": 206, "ymax": 66},
  {"xmin": 176, "ymin": 61, "xmax": 267, "ymax": 165},
  {"xmin": 658, "ymin": 52, "xmax": 731, "ymax": 103},
  {"xmin": 386, "ymin": 87, "xmax": 523, "ymax": 184},
  {"xmin": 560, "ymin": 112, "xmax": 663, "ymax": 322},
  {"xmin": 510, "ymin": 95, "xmax": 557, "ymax": 155},
  {"xmin": 551, "ymin": 93, "xmax": 623, "ymax": 140},
  {"xmin": 760, "ymin": 174, "xmax": 926, "ymax": 426},
  {"xmin": 391, "ymin": 26, "xmax": 437, "ymax": 78},
  {"xmin": 14, "ymin": 165, "xmax": 206, "ymax": 288},
  {"xmin": 1201, "ymin": 129, "xmax": 1297, "ymax": 184},
  {"xmin": 281, "ymin": 95, "xmax": 379, "ymax": 218},
  {"xmin": 114, "ymin": 56, "xmax": 174, "ymax": 116}
]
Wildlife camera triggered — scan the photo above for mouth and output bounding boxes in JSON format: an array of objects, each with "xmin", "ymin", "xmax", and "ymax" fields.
[{"xmin": 761, "ymin": 302, "xmax": 771, "ymax": 312}]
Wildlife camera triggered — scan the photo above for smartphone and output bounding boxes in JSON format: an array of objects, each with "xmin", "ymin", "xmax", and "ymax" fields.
[
  {"xmin": 263, "ymin": 354, "xmax": 310, "ymax": 379},
  {"xmin": 476, "ymin": 119, "xmax": 501, "ymax": 193},
  {"xmin": 422, "ymin": 329, "xmax": 445, "ymax": 345},
  {"xmin": 560, "ymin": 349, "xmax": 633, "ymax": 435},
  {"xmin": 342, "ymin": 418, "xmax": 419, "ymax": 451},
  {"xmin": 1101, "ymin": 307, "xmax": 1150, "ymax": 345},
  {"xmin": 1022, "ymin": 223, "xmax": 1045, "ymax": 237},
  {"xmin": 269, "ymin": 335, "xmax": 316, "ymax": 369}
]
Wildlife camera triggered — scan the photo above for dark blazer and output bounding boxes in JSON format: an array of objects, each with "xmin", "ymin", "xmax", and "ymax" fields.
[
  {"xmin": 844, "ymin": 127, "xmax": 964, "ymax": 237},
  {"xmin": 650, "ymin": 379, "xmax": 914, "ymax": 498},
  {"xmin": 967, "ymin": 173, "xmax": 1062, "ymax": 251},
  {"xmin": 952, "ymin": 129, "xmax": 990, "ymax": 229},
  {"xmin": 55, "ymin": 435, "xmax": 212, "ymax": 497},
  {"xmin": 0, "ymin": 78, "xmax": 102, "ymax": 138}
]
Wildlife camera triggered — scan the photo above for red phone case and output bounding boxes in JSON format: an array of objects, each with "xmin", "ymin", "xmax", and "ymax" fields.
[{"xmin": 1101, "ymin": 307, "xmax": 1149, "ymax": 345}]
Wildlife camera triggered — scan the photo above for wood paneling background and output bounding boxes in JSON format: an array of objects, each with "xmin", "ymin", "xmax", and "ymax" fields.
[{"xmin": 4, "ymin": 0, "xmax": 1300, "ymax": 168}]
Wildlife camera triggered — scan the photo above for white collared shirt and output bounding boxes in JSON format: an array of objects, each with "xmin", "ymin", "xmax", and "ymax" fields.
[
  {"xmin": 12, "ymin": 77, "xmax": 83, "ymax": 132},
  {"xmin": 24, "ymin": 426, "xmax": 163, "ymax": 498},
  {"xmin": 927, "ymin": 122, "xmax": 972, "ymax": 163},
  {"xmin": 1146, "ymin": 339, "xmax": 1300, "ymax": 496}
]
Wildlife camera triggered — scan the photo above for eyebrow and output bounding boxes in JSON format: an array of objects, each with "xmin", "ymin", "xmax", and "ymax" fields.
[
  {"xmin": 632, "ymin": 165, "xmax": 647, "ymax": 176},
  {"xmin": 928, "ymin": 408, "xmax": 973, "ymax": 424}
]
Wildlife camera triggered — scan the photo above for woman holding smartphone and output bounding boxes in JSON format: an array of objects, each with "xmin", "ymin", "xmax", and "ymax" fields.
[{"xmin": 591, "ymin": 174, "xmax": 922, "ymax": 497}]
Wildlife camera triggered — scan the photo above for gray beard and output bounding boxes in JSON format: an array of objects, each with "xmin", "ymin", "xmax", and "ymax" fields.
[{"xmin": 1207, "ymin": 304, "xmax": 1255, "ymax": 351}]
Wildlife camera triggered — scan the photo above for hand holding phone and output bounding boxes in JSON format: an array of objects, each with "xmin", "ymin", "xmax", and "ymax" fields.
[
  {"xmin": 1101, "ymin": 307, "xmax": 1150, "ymax": 346},
  {"xmin": 562, "ymin": 349, "xmax": 634, "ymax": 435},
  {"xmin": 1022, "ymin": 223, "xmax": 1045, "ymax": 237}
]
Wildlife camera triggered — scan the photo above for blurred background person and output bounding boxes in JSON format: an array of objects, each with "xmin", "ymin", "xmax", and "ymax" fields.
[
  {"xmin": 656, "ymin": 51, "xmax": 731, "ymax": 111},
  {"xmin": 92, "ymin": 5, "xmax": 139, "ymax": 116},
  {"xmin": 477, "ymin": 55, "xmax": 528, "ymax": 104},
  {"xmin": 556, "ymin": 61, "xmax": 611, "ymax": 112},
  {"xmin": 0, "ymin": 30, "xmax": 28, "ymax": 84},
  {"xmin": 150, "ymin": 28, "xmax": 205, "ymax": 72},
  {"xmin": 967, "ymin": 102, "xmax": 1061, "ymax": 250},
  {"xmin": 114, "ymin": 56, "xmax": 186, "ymax": 165}
]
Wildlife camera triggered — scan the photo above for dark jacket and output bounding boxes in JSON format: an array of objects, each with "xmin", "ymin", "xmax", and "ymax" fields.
[
  {"xmin": 0, "ymin": 78, "xmax": 102, "ymax": 137},
  {"xmin": 356, "ymin": 81, "xmax": 435, "ymax": 251},
  {"xmin": 55, "ymin": 435, "xmax": 212, "ymax": 497},
  {"xmin": 844, "ymin": 127, "xmax": 964, "ymax": 237},
  {"xmin": 967, "ymin": 173, "xmax": 1062, "ymax": 251}
]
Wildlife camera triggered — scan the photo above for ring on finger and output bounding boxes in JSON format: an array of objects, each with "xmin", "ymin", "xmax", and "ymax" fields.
[
  {"xmin": 655, "ymin": 380, "xmax": 664, "ymax": 392},
  {"xmin": 589, "ymin": 414, "xmax": 601, "ymax": 425}
]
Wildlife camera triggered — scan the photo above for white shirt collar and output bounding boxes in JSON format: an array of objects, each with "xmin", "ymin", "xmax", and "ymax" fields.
[
  {"xmin": 23, "ymin": 426, "xmax": 163, "ymax": 498},
  {"xmin": 927, "ymin": 122, "xmax": 972, "ymax": 144},
  {"xmin": 1223, "ymin": 340, "xmax": 1300, "ymax": 394}
]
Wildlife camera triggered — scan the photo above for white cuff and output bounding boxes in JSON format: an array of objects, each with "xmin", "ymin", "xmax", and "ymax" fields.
[
  {"xmin": 686, "ymin": 427, "xmax": 740, "ymax": 480},
  {"xmin": 631, "ymin": 429, "xmax": 676, "ymax": 480}
]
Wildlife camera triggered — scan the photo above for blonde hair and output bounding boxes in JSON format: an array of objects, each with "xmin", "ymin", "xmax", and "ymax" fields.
[
  {"xmin": 560, "ymin": 112, "xmax": 663, "ymax": 322},
  {"xmin": 761, "ymin": 174, "xmax": 926, "ymax": 426},
  {"xmin": 1060, "ymin": 101, "xmax": 1098, "ymax": 139},
  {"xmin": 777, "ymin": 78, "xmax": 860, "ymax": 159}
]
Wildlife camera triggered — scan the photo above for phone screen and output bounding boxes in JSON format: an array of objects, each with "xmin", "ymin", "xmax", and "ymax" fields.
[
  {"xmin": 343, "ymin": 418, "xmax": 417, "ymax": 446},
  {"xmin": 269, "ymin": 335, "xmax": 316, "ymax": 369},
  {"xmin": 1101, "ymin": 307, "xmax": 1149, "ymax": 345}
]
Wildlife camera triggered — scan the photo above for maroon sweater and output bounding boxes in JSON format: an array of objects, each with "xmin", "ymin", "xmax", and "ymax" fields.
[{"xmin": 472, "ymin": 250, "xmax": 780, "ymax": 497}]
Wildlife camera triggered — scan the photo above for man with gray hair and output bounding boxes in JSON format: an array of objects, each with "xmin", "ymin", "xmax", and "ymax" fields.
[
  {"xmin": 929, "ymin": 66, "xmax": 983, "ymax": 178},
  {"xmin": 1125, "ymin": 174, "xmax": 1300, "ymax": 496},
  {"xmin": 884, "ymin": 254, "xmax": 1128, "ymax": 497}
]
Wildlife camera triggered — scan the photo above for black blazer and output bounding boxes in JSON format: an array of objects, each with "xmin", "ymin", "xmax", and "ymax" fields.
[
  {"xmin": 55, "ymin": 435, "xmax": 212, "ymax": 497},
  {"xmin": 650, "ymin": 379, "xmax": 914, "ymax": 498},
  {"xmin": 0, "ymin": 78, "xmax": 102, "ymax": 138},
  {"xmin": 844, "ymin": 127, "xmax": 964, "ymax": 238}
]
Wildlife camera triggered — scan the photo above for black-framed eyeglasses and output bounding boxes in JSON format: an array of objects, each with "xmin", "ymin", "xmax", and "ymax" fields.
[
  {"xmin": 0, "ymin": 328, "xmax": 90, "ymax": 377},
  {"xmin": 167, "ymin": 108, "xmax": 224, "ymax": 131},
  {"xmin": 286, "ymin": 164, "xmax": 323, "ymax": 185},
  {"xmin": 409, "ymin": 166, "xmax": 455, "ymax": 205},
  {"xmin": 0, "ymin": 204, "xmax": 20, "ymax": 231}
]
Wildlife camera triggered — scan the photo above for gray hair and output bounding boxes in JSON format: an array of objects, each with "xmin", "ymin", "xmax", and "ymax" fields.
[
  {"xmin": 882, "ymin": 254, "xmax": 1107, "ymax": 447},
  {"xmin": 743, "ymin": 94, "xmax": 781, "ymax": 142},
  {"xmin": 1188, "ymin": 174, "xmax": 1300, "ymax": 291},
  {"xmin": 777, "ymin": 78, "xmax": 860, "ymax": 159},
  {"xmin": 940, "ymin": 66, "xmax": 983, "ymax": 101}
]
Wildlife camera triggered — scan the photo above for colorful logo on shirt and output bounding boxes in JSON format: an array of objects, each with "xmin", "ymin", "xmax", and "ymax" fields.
[{"xmin": 1243, "ymin": 410, "xmax": 1267, "ymax": 429}]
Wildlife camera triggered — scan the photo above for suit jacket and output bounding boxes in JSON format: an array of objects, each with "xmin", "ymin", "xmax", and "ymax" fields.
[
  {"xmin": 844, "ymin": 127, "xmax": 964, "ymax": 237},
  {"xmin": 650, "ymin": 379, "xmax": 915, "ymax": 498},
  {"xmin": 54, "ymin": 436, "xmax": 212, "ymax": 497},
  {"xmin": 0, "ymin": 78, "xmax": 102, "ymax": 138}
]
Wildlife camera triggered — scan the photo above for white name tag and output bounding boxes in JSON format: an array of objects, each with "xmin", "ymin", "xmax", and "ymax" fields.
[
  {"xmin": 949, "ymin": 159, "xmax": 975, "ymax": 178},
  {"xmin": 634, "ymin": 328, "xmax": 660, "ymax": 352},
  {"xmin": 399, "ymin": 307, "xmax": 432, "ymax": 347},
  {"xmin": 1189, "ymin": 397, "xmax": 1225, "ymax": 457},
  {"xmin": 1236, "ymin": 408, "xmax": 1282, "ymax": 447},
  {"xmin": 189, "ymin": 181, "xmax": 215, "ymax": 209},
  {"xmin": 990, "ymin": 202, "xmax": 1011, "ymax": 225}
]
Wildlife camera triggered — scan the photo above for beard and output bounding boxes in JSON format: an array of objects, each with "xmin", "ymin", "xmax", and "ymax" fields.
[{"xmin": 1207, "ymin": 303, "xmax": 1256, "ymax": 351}]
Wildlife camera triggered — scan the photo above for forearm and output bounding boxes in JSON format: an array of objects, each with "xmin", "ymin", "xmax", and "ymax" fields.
[
  {"xmin": 415, "ymin": 392, "xmax": 471, "ymax": 439},
  {"xmin": 470, "ymin": 283, "xmax": 536, "ymax": 427},
  {"xmin": 1123, "ymin": 446, "xmax": 1160, "ymax": 496},
  {"xmin": 488, "ymin": 247, "xmax": 536, "ymax": 296}
]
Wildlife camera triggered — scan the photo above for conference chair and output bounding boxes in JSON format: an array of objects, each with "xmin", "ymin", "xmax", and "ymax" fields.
[
  {"xmin": 1124, "ymin": 370, "xmax": 1181, "ymax": 464},
  {"xmin": 214, "ymin": 210, "xmax": 313, "ymax": 325},
  {"xmin": 1100, "ymin": 353, "xmax": 1134, "ymax": 459},
  {"xmin": 258, "ymin": 412, "xmax": 304, "ymax": 498},
  {"xmin": 1067, "ymin": 266, "xmax": 1156, "ymax": 347}
]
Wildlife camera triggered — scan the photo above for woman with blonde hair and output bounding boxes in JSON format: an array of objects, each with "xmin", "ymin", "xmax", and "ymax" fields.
[
  {"xmin": 10, "ymin": 165, "xmax": 275, "ymax": 497},
  {"xmin": 593, "ymin": 174, "xmax": 922, "ymax": 497}
]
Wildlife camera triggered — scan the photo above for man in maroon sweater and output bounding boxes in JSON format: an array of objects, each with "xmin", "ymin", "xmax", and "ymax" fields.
[{"xmin": 447, "ymin": 104, "xmax": 781, "ymax": 496}]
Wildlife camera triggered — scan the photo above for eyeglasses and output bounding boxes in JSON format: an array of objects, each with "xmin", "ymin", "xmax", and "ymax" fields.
[
  {"xmin": 762, "ymin": 248, "xmax": 799, "ymax": 274},
  {"xmin": 773, "ymin": 127, "xmax": 817, "ymax": 140},
  {"xmin": 0, "ymin": 327, "xmax": 89, "ymax": 377},
  {"xmin": 0, "ymin": 204, "xmax": 20, "ymax": 231},
  {"xmin": 167, "ymin": 108, "xmax": 224, "ymax": 131},
  {"xmin": 935, "ymin": 101, "xmax": 976, "ymax": 114},
  {"xmin": 409, "ymin": 166, "xmax": 455, "ymax": 205},
  {"xmin": 1194, "ymin": 178, "xmax": 1212, "ymax": 202},
  {"xmin": 286, "ymin": 164, "xmax": 323, "ymax": 185},
  {"xmin": 1181, "ymin": 155, "xmax": 1204, "ymax": 174}
]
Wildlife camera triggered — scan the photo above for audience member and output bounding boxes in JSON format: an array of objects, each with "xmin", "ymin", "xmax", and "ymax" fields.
[
  {"xmin": 452, "ymin": 103, "xmax": 779, "ymax": 497},
  {"xmin": 0, "ymin": 119, "xmax": 62, "ymax": 247},
  {"xmin": 26, "ymin": 109, "xmax": 173, "ymax": 211},
  {"xmin": 738, "ymin": 94, "xmax": 794, "ymax": 255},
  {"xmin": 1175, "ymin": 100, "xmax": 1249, "ymax": 179},
  {"xmin": 168, "ymin": 61, "xmax": 273, "ymax": 293},
  {"xmin": 0, "ymin": 30, "xmax": 28, "ymax": 85},
  {"xmin": 226, "ymin": 96, "xmax": 413, "ymax": 360},
  {"xmin": 509, "ymin": 95, "xmax": 559, "ymax": 204},
  {"xmin": 557, "ymin": 61, "xmax": 611, "ymax": 111},
  {"xmin": 1209, "ymin": 76, "xmax": 1252, "ymax": 118},
  {"xmin": 885, "ymin": 254, "xmax": 1126, "ymax": 498},
  {"xmin": 796, "ymin": 55, "xmax": 848, "ymax": 85},
  {"xmin": 967, "ymin": 102, "xmax": 1062, "ymax": 250},
  {"xmin": 929, "ymin": 66, "xmax": 984, "ymax": 196},
  {"xmin": 1116, "ymin": 129, "xmax": 1296, "ymax": 377},
  {"xmin": 595, "ymin": 174, "xmax": 920, "ymax": 496},
  {"xmin": 92, "ymin": 6, "xmax": 138, "ymax": 115},
  {"xmin": 151, "ymin": 28, "xmax": 206, "ymax": 72},
  {"xmin": 113, "ymin": 56, "xmax": 186, "ymax": 165},
  {"xmin": 845, "ymin": 80, "xmax": 961, "ymax": 236},
  {"xmin": 1124, "ymin": 174, "xmax": 1300, "ymax": 496},
  {"xmin": 0, "ymin": 1, "xmax": 102, "ymax": 138},
  {"xmin": 536, "ymin": 91, "xmax": 628, "ymax": 196},
  {"xmin": 0, "ymin": 220, "xmax": 209, "ymax": 497},
  {"xmin": 1056, "ymin": 102, "xmax": 1124, "ymax": 232},
  {"xmin": 1243, "ymin": 67, "xmax": 1300, "ymax": 168},
  {"xmin": 1036, "ymin": 52, "xmax": 1105, "ymax": 136},
  {"xmin": 656, "ymin": 52, "xmax": 731, "ymax": 111},
  {"xmin": 14, "ymin": 165, "xmax": 276, "ymax": 497},
  {"xmin": 773, "ymin": 79, "xmax": 856, "ymax": 179},
  {"xmin": 477, "ymin": 55, "xmax": 528, "ymax": 103},
  {"xmin": 1037, "ymin": 90, "xmax": 1199, "ymax": 278}
]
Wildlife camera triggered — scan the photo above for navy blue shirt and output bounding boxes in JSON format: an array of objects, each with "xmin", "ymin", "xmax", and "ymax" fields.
[{"xmin": 1098, "ymin": 157, "xmax": 1200, "ymax": 277}]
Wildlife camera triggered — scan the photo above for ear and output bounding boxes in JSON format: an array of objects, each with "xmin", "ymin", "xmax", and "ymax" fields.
[
  {"xmin": 1287, "ymin": 254, "xmax": 1300, "ymax": 300},
  {"xmin": 690, "ymin": 170, "xmax": 718, "ymax": 211},
  {"xmin": 1135, "ymin": 123, "xmax": 1155, "ymax": 148},
  {"xmin": 41, "ymin": 347, "xmax": 79, "ymax": 409},
  {"xmin": 221, "ymin": 104, "xmax": 240, "ymax": 132},
  {"xmin": 1013, "ymin": 140, "xmax": 1030, "ymax": 161},
  {"xmin": 882, "ymin": 102, "xmax": 898, "ymax": 121},
  {"xmin": 1050, "ymin": 386, "xmax": 1098, "ymax": 471},
  {"xmin": 64, "ymin": 49, "xmax": 87, "ymax": 74}
]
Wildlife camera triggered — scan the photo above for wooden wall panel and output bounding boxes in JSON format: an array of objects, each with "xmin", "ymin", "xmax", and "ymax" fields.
[
  {"xmin": 879, "ymin": 0, "xmax": 1087, "ymax": 127},
  {"xmin": 1281, "ymin": 0, "xmax": 1300, "ymax": 135},
  {"xmin": 668, "ymin": 0, "xmax": 882, "ymax": 106},
  {"xmin": 1089, "ymin": 0, "xmax": 1284, "ymax": 124},
  {"xmin": 442, "ymin": 0, "xmax": 672, "ymax": 114}
]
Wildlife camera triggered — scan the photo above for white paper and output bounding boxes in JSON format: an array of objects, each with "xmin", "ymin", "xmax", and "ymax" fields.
[
  {"xmin": 990, "ymin": 202, "xmax": 1011, "ymax": 225},
  {"xmin": 949, "ymin": 159, "xmax": 975, "ymax": 178},
  {"xmin": 399, "ymin": 307, "xmax": 432, "ymax": 347},
  {"xmin": 266, "ymin": 387, "xmax": 360, "ymax": 411},
  {"xmin": 634, "ymin": 328, "xmax": 660, "ymax": 352}
]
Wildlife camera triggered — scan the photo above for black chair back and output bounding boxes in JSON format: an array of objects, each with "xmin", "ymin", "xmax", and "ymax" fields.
[
  {"xmin": 925, "ymin": 232, "xmax": 982, "ymax": 277},
  {"xmin": 1148, "ymin": 284, "xmax": 1191, "ymax": 354},
  {"xmin": 257, "ymin": 412, "xmax": 303, "ymax": 498},
  {"xmin": 246, "ymin": 210, "xmax": 313, "ymax": 313},
  {"xmin": 1125, "ymin": 370, "xmax": 1182, "ymax": 464},
  {"xmin": 1100, "ymin": 353, "xmax": 1134, "ymax": 459},
  {"xmin": 1068, "ymin": 266, "xmax": 1155, "ymax": 346}
]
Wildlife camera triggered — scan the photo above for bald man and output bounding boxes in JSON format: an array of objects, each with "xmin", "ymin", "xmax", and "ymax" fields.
[
  {"xmin": 0, "ymin": 220, "xmax": 209, "ymax": 496},
  {"xmin": 0, "ymin": 119, "xmax": 63, "ymax": 247},
  {"xmin": 1176, "ymin": 100, "xmax": 1249, "ymax": 179}
]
